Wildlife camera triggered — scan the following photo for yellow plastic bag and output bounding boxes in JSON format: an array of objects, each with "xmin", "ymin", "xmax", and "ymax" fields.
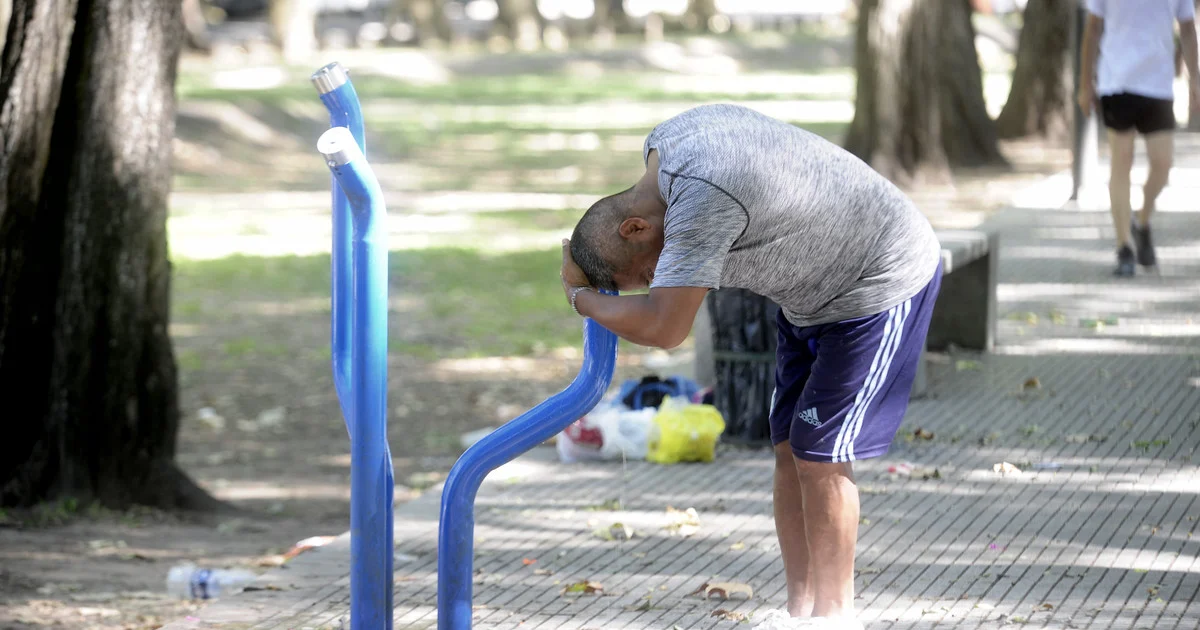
[{"xmin": 646, "ymin": 396, "xmax": 726, "ymax": 464}]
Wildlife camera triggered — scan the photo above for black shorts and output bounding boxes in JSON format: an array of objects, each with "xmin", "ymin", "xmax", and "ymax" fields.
[{"xmin": 1100, "ymin": 93, "xmax": 1176, "ymax": 134}]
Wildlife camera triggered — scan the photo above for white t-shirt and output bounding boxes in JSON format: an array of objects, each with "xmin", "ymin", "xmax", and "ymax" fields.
[{"xmin": 1087, "ymin": 0, "xmax": 1196, "ymax": 100}]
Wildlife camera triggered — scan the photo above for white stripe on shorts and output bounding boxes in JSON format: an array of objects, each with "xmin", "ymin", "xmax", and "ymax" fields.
[
  {"xmin": 831, "ymin": 304, "xmax": 900, "ymax": 462},
  {"xmin": 842, "ymin": 299, "xmax": 912, "ymax": 462}
]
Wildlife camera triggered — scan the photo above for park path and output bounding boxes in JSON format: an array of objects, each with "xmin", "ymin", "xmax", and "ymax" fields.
[{"xmin": 164, "ymin": 138, "xmax": 1200, "ymax": 630}]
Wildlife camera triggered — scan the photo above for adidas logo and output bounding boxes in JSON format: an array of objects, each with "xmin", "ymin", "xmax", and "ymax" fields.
[{"xmin": 797, "ymin": 407, "xmax": 820, "ymax": 427}]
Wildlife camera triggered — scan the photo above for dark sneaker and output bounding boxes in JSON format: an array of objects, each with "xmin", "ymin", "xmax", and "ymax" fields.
[
  {"xmin": 1114, "ymin": 245, "xmax": 1136, "ymax": 277},
  {"xmin": 1132, "ymin": 221, "xmax": 1156, "ymax": 267}
]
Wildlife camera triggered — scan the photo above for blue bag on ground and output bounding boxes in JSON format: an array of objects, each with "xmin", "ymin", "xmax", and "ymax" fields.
[{"xmin": 618, "ymin": 375, "xmax": 701, "ymax": 410}]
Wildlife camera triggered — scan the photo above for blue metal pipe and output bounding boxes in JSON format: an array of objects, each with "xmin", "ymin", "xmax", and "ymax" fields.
[
  {"xmin": 318, "ymin": 125, "xmax": 394, "ymax": 630},
  {"xmin": 437, "ymin": 314, "xmax": 619, "ymax": 630},
  {"xmin": 312, "ymin": 62, "xmax": 364, "ymax": 430}
]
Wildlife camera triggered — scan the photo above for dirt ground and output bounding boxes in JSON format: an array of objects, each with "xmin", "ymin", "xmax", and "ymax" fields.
[{"xmin": 0, "ymin": 27, "xmax": 1072, "ymax": 629}]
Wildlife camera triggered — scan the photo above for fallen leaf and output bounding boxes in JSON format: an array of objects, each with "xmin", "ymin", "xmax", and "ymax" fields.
[
  {"xmin": 1023, "ymin": 377, "xmax": 1041, "ymax": 390},
  {"xmin": 562, "ymin": 580, "xmax": 603, "ymax": 595},
  {"xmin": 664, "ymin": 507, "xmax": 701, "ymax": 537},
  {"xmin": 1037, "ymin": 603, "xmax": 1054, "ymax": 611},
  {"xmin": 1008, "ymin": 312, "xmax": 1039, "ymax": 325},
  {"xmin": 711, "ymin": 609, "xmax": 747, "ymax": 621},
  {"xmin": 691, "ymin": 581, "xmax": 753, "ymax": 600},
  {"xmin": 955, "ymin": 359, "xmax": 982, "ymax": 372},
  {"xmin": 256, "ymin": 555, "xmax": 287, "ymax": 568},
  {"xmin": 729, "ymin": 542, "xmax": 746, "ymax": 551},
  {"xmin": 69, "ymin": 592, "xmax": 118, "ymax": 603},
  {"xmin": 584, "ymin": 499, "xmax": 622, "ymax": 512},
  {"xmin": 282, "ymin": 535, "xmax": 336, "ymax": 559},
  {"xmin": 1148, "ymin": 585, "xmax": 1160, "ymax": 597},
  {"xmin": 533, "ymin": 568, "xmax": 553, "ymax": 576},
  {"xmin": 993, "ymin": 462, "xmax": 1022, "ymax": 474},
  {"xmin": 593, "ymin": 522, "xmax": 634, "ymax": 541},
  {"xmin": 242, "ymin": 585, "xmax": 284, "ymax": 592},
  {"xmin": 624, "ymin": 597, "xmax": 654, "ymax": 612},
  {"xmin": 856, "ymin": 567, "xmax": 882, "ymax": 576},
  {"xmin": 87, "ymin": 540, "xmax": 128, "ymax": 551},
  {"xmin": 522, "ymin": 558, "xmax": 537, "ymax": 566},
  {"xmin": 913, "ymin": 428, "xmax": 935, "ymax": 440}
]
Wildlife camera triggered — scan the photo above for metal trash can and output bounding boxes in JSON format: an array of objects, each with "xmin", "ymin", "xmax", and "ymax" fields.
[{"xmin": 705, "ymin": 288, "xmax": 780, "ymax": 447}]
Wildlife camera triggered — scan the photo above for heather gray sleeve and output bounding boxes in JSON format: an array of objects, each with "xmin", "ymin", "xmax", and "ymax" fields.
[{"xmin": 650, "ymin": 175, "xmax": 747, "ymax": 290}]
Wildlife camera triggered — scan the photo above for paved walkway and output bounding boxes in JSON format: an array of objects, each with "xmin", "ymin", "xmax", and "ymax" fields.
[{"xmin": 165, "ymin": 142, "xmax": 1200, "ymax": 630}]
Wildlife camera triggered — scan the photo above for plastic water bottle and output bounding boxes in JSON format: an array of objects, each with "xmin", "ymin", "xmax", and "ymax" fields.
[{"xmin": 166, "ymin": 563, "xmax": 258, "ymax": 599}]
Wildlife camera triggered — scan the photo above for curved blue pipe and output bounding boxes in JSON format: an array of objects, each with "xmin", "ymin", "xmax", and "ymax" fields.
[
  {"xmin": 313, "ymin": 62, "xmax": 364, "ymax": 430},
  {"xmin": 437, "ymin": 314, "xmax": 619, "ymax": 630},
  {"xmin": 317, "ymin": 118, "xmax": 394, "ymax": 630}
]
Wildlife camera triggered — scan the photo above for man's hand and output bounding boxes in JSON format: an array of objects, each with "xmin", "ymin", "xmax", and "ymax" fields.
[
  {"xmin": 561, "ymin": 239, "xmax": 591, "ymax": 307},
  {"xmin": 1077, "ymin": 84, "xmax": 1096, "ymax": 115}
]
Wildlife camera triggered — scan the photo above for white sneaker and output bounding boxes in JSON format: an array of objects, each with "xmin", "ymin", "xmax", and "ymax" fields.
[{"xmin": 751, "ymin": 610, "xmax": 865, "ymax": 630}]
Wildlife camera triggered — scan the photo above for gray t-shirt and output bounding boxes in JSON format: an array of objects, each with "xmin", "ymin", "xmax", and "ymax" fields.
[{"xmin": 644, "ymin": 104, "xmax": 941, "ymax": 327}]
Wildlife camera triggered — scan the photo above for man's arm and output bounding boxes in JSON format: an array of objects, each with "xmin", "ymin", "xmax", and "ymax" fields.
[
  {"xmin": 571, "ymin": 287, "xmax": 708, "ymax": 349},
  {"xmin": 1078, "ymin": 13, "xmax": 1103, "ymax": 113}
]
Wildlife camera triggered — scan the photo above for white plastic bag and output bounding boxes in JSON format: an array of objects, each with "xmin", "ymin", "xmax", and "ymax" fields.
[
  {"xmin": 591, "ymin": 406, "xmax": 656, "ymax": 460},
  {"xmin": 555, "ymin": 404, "xmax": 656, "ymax": 463}
]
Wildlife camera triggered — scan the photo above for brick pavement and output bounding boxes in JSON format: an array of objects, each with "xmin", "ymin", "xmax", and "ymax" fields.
[{"xmin": 165, "ymin": 141, "xmax": 1200, "ymax": 629}]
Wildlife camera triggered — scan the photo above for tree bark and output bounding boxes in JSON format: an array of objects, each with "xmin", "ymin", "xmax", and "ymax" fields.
[
  {"xmin": 269, "ymin": 0, "xmax": 317, "ymax": 63},
  {"xmin": 995, "ymin": 0, "xmax": 1073, "ymax": 142},
  {"xmin": 592, "ymin": 0, "xmax": 630, "ymax": 35},
  {"xmin": 844, "ymin": 0, "xmax": 1007, "ymax": 185},
  {"xmin": 182, "ymin": 0, "xmax": 212, "ymax": 53},
  {"xmin": 496, "ymin": 0, "xmax": 542, "ymax": 51},
  {"xmin": 0, "ymin": 0, "xmax": 217, "ymax": 510},
  {"xmin": 686, "ymin": 0, "xmax": 717, "ymax": 31},
  {"xmin": 0, "ymin": 0, "xmax": 11, "ymax": 52},
  {"xmin": 401, "ymin": 0, "xmax": 451, "ymax": 45}
]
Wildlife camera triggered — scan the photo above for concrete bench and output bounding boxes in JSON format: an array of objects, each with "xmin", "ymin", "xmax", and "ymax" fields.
[
  {"xmin": 692, "ymin": 229, "xmax": 998, "ymax": 401},
  {"xmin": 912, "ymin": 230, "xmax": 999, "ymax": 397}
]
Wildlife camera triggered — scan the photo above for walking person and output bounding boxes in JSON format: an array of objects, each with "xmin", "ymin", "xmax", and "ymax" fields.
[{"xmin": 1079, "ymin": 0, "xmax": 1200, "ymax": 275}]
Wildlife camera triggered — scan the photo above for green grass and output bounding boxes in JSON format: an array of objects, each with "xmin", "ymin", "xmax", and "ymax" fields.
[
  {"xmin": 177, "ymin": 70, "xmax": 853, "ymax": 107},
  {"xmin": 173, "ymin": 245, "xmax": 590, "ymax": 358}
]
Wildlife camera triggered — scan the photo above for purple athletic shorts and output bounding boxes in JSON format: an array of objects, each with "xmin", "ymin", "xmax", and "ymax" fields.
[{"xmin": 769, "ymin": 264, "xmax": 942, "ymax": 462}]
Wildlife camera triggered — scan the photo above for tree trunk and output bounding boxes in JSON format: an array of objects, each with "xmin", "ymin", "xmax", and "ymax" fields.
[
  {"xmin": 844, "ymin": 0, "xmax": 1007, "ymax": 185},
  {"xmin": 0, "ymin": 0, "xmax": 216, "ymax": 510},
  {"xmin": 402, "ymin": 0, "xmax": 451, "ymax": 45},
  {"xmin": 496, "ymin": 0, "xmax": 541, "ymax": 51},
  {"xmin": 995, "ymin": 0, "xmax": 1072, "ymax": 142},
  {"xmin": 0, "ymin": 0, "xmax": 11, "ymax": 52},
  {"xmin": 182, "ymin": 0, "xmax": 212, "ymax": 53},
  {"xmin": 686, "ymin": 0, "xmax": 717, "ymax": 31},
  {"xmin": 595, "ymin": 0, "xmax": 632, "ymax": 32},
  {"xmin": 269, "ymin": 0, "xmax": 317, "ymax": 63}
]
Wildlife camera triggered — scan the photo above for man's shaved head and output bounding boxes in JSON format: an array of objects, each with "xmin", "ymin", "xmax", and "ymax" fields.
[{"xmin": 569, "ymin": 187, "xmax": 637, "ymax": 291}]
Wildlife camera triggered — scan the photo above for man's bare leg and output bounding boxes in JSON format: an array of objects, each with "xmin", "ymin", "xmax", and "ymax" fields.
[
  {"xmin": 774, "ymin": 441, "xmax": 815, "ymax": 617},
  {"xmin": 1109, "ymin": 129, "xmax": 1137, "ymax": 247},
  {"xmin": 1141, "ymin": 131, "xmax": 1174, "ymax": 225},
  {"xmin": 796, "ymin": 456, "xmax": 859, "ymax": 618}
]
